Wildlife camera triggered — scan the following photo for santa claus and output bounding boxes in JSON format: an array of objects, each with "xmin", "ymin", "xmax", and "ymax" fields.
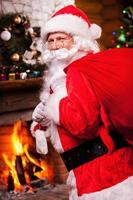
[{"xmin": 31, "ymin": 4, "xmax": 133, "ymax": 200}]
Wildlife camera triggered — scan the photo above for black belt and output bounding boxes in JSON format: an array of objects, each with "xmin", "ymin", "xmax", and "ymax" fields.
[{"xmin": 60, "ymin": 130, "xmax": 129, "ymax": 171}]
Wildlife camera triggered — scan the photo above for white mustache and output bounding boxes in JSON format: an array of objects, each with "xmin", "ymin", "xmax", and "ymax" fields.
[{"xmin": 42, "ymin": 46, "xmax": 78, "ymax": 63}]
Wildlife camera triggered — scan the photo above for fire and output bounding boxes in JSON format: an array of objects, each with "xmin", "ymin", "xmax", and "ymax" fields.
[
  {"xmin": 2, "ymin": 153, "xmax": 21, "ymax": 190},
  {"xmin": 24, "ymin": 144, "xmax": 49, "ymax": 179},
  {"xmin": 12, "ymin": 120, "xmax": 23, "ymax": 155},
  {"xmin": 2, "ymin": 120, "xmax": 52, "ymax": 192}
]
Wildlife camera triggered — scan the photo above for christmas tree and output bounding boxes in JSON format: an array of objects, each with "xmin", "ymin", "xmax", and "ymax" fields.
[
  {"xmin": 112, "ymin": 5, "xmax": 133, "ymax": 48},
  {"xmin": 0, "ymin": 13, "xmax": 46, "ymax": 81}
]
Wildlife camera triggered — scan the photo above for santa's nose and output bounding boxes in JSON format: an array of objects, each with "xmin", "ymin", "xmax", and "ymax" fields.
[
  {"xmin": 48, "ymin": 39, "xmax": 64, "ymax": 50},
  {"xmin": 51, "ymin": 41, "xmax": 61, "ymax": 50}
]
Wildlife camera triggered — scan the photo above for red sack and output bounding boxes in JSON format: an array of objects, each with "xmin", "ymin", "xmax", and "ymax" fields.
[{"xmin": 71, "ymin": 48, "xmax": 133, "ymax": 142}]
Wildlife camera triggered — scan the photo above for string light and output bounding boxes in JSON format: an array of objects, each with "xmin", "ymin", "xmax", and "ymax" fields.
[{"xmin": 111, "ymin": 6, "xmax": 133, "ymax": 48}]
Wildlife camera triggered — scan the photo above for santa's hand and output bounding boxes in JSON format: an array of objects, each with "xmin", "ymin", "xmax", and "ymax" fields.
[
  {"xmin": 30, "ymin": 121, "xmax": 49, "ymax": 154},
  {"xmin": 32, "ymin": 102, "xmax": 50, "ymax": 126}
]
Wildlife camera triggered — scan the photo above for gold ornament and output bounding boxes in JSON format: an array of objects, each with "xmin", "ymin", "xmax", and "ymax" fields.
[
  {"xmin": 8, "ymin": 73, "xmax": 16, "ymax": 80},
  {"xmin": 30, "ymin": 32, "xmax": 37, "ymax": 38},
  {"xmin": 14, "ymin": 15, "xmax": 22, "ymax": 24},
  {"xmin": 23, "ymin": 19, "xmax": 28, "ymax": 25},
  {"xmin": 32, "ymin": 50, "xmax": 38, "ymax": 57},
  {"xmin": 10, "ymin": 53, "xmax": 20, "ymax": 62}
]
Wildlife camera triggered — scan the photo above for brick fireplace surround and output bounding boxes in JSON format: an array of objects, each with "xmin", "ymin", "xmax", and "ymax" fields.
[{"xmin": 0, "ymin": 78, "xmax": 69, "ymax": 200}]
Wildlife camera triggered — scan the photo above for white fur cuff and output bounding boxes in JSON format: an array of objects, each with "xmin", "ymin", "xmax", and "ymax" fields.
[
  {"xmin": 30, "ymin": 121, "xmax": 39, "ymax": 137},
  {"xmin": 44, "ymin": 87, "xmax": 67, "ymax": 125}
]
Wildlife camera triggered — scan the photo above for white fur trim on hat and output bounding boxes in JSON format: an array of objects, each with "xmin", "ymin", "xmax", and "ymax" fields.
[
  {"xmin": 41, "ymin": 14, "xmax": 102, "ymax": 42},
  {"xmin": 90, "ymin": 23, "xmax": 102, "ymax": 40}
]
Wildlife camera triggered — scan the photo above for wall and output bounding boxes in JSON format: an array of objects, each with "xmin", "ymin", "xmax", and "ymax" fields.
[
  {"xmin": 0, "ymin": 78, "xmax": 42, "ymax": 125},
  {"xmin": 0, "ymin": 0, "xmax": 53, "ymax": 26},
  {"xmin": 76, "ymin": 0, "xmax": 123, "ymax": 48},
  {"xmin": 0, "ymin": 0, "xmax": 75, "ymax": 27}
]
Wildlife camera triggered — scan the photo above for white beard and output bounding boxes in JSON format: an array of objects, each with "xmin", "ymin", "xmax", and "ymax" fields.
[
  {"xmin": 42, "ymin": 45, "xmax": 87, "ymax": 75},
  {"xmin": 43, "ymin": 46, "xmax": 78, "ymax": 64},
  {"xmin": 40, "ymin": 45, "xmax": 87, "ymax": 103}
]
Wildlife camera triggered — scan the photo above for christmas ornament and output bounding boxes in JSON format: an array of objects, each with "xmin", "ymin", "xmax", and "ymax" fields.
[
  {"xmin": 0, "ymin": 73, "xmax": 7, "ymax": 81},
  {"xmin": 116, "ymin": 44, "xmax": 121, "ymax": 48},
  {"xmin": 20, "ymin": 72, "xmax": 27, "ymax": 80},
  {"xmin": 118, "ymin": 33, "xmax": 126, "ymax": 43},
  {"xmin": 15, "ymin": 72, "xmax": 20, "ymax": 79},
  {"xmin": 37, "ymin": 56, "xmax": 43, "ymax": 64},
  {"xmin": 10, "ymin": 53, "xmax": 20, "ymax": 62},
  {"xmin": 28, "ymin": 27, "xmax": 34, "ymax": 34},
  {"xmin": 33, "ymin": 70, "xmax": 41, "ymax": 77},
  {"xmin": 23, "ymin": 50, "xmax": 33, "ymax": 60},
  {"xmin": 14, "ymin": 15, "xmax": 22, "ymax": 24},
  {"xmin": 123, "ymin": 6, "xmax": 133, "ymax": 19},
  {"xmin": 22, "ymin": 19, "xmax": 28, "ymax": 25},
  {"xmin": 0, "ymin": 30, "xmax": 11, "ymax": 41},
  {"xmin": 28, "ymin": 71, "xmax": 36, "ymax": 78},
  {"xmin": 26, "ymin": 69, "xmax": 30, "ymax": 77},
  {"xmin": 32, "ymin": 50, "xmax": 38, "ymax": 57},
  {"xmin": 111, "ymin": 5, "xmax": 133, "ymax": 48},
  {"xmin": 30, "ymin": 32, "xmax": 37, "ymax": 38},
  {"xmin": 8, "ymin": 73, "xmax": 16, "ymax": 80}
]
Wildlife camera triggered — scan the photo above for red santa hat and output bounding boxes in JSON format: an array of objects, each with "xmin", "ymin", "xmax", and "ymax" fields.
[{"xmin": 41, "ymin": 5, "xmax": 102, "ymax": 42}]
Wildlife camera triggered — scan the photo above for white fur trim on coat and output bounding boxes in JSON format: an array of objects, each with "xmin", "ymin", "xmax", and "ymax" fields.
[
  {"xmin": 44, "ymin": 86, "xmax": 67, "ymax": 125},
  {"xmin": 41, "ymin": 14, "xmax": 102, "ymax": 41},
  {"xmin": 67, "ymin": 172, "xmax": 133, "ymax": 200},
  {"xmin": 49, "ymin": 122, "xmax": 64, "ymax": 153}
]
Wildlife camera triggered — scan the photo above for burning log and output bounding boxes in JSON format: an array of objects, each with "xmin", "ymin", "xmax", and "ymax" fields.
[
  {"xmin": 27, "ymin": 162, "xmax": 39, "ymax": 181},
  {"xmin": 30, "ymin": 178, "xmax": 48, "ymax": 188},
  {"xmin": 15, "ymin": 155, "xmax": 26, "ymax": 185},
  {"xmin": 7, "ymin": 171, "xmax": 14, "ymax": 192}
]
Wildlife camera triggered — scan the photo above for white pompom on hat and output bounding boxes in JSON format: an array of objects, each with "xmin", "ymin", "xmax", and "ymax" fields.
[{"xmin": 41, "ymin": 5, "xmax": 102, "ymax": 42}]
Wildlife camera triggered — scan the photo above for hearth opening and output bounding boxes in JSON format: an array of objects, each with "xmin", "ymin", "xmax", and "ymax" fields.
[
  {"xmin": 0, "ymin": 79, "xmax": 68, "ymax": 199},
  {"xmin": 0, "ymin": 120, "xmax": 68, "ymax": 194},
  {"xmin": 0, "ymin": 120, "xmax": 53, "ymax": 192}
]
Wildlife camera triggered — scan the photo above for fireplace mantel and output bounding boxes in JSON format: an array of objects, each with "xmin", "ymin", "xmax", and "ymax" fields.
[
  {"xmin": 0, "ymin": 78, "xmax": 43, "ymax": 125},
  {"xmin": 0, "ymin": 77, "xmax": 43, "ymax": 92}
]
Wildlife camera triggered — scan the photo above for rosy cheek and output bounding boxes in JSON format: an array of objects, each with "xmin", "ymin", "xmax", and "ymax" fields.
[{"xmin": 67, "ymin": 42, "xmax": 74, "ymax": 49}]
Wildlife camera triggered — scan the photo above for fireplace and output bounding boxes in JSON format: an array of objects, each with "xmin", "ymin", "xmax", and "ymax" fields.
[{"xmin": 0, "ymin": 78, "xmax": 68, "ymax": 199}]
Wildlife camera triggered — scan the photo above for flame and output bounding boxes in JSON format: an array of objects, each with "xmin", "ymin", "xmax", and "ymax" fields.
[
  {"xmin": 24, "ymin": 144, "xmax": 51, "ymax": 180},
  {"xmin": 12, "ymin": 121, "xmax": 23, "ymax": 155},
  {"xmin": 2, "ymin": 153, "xmax": 22, "ymax": 191},
  {"xmin": 2, "ymin": 120, "xmax": 52, "ymax": 191},
  {"xmin": 24, "ymin": 144, "xmax": 41, "ymax": 167}
]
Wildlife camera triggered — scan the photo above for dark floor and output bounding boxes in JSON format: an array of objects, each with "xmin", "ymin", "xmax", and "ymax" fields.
[{"xmin": 0, "ymin": 184, "xmax": 69, "ymax": 200}]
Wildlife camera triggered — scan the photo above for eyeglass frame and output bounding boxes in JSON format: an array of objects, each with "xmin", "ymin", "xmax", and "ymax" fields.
[{"xmin": 45, "ymin": 34, "xmax": 73, "ymax": 49}]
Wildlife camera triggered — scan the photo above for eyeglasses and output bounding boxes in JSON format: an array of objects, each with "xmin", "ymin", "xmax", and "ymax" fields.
[{"xmin": 46, "ymin": 36, "xmax": 73, "ymax": 49}]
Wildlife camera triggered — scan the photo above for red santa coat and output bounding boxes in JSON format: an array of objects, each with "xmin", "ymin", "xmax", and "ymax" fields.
[{"xmin": 41, "ymin": 48, "xmax": 133, "ymax": 199}]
